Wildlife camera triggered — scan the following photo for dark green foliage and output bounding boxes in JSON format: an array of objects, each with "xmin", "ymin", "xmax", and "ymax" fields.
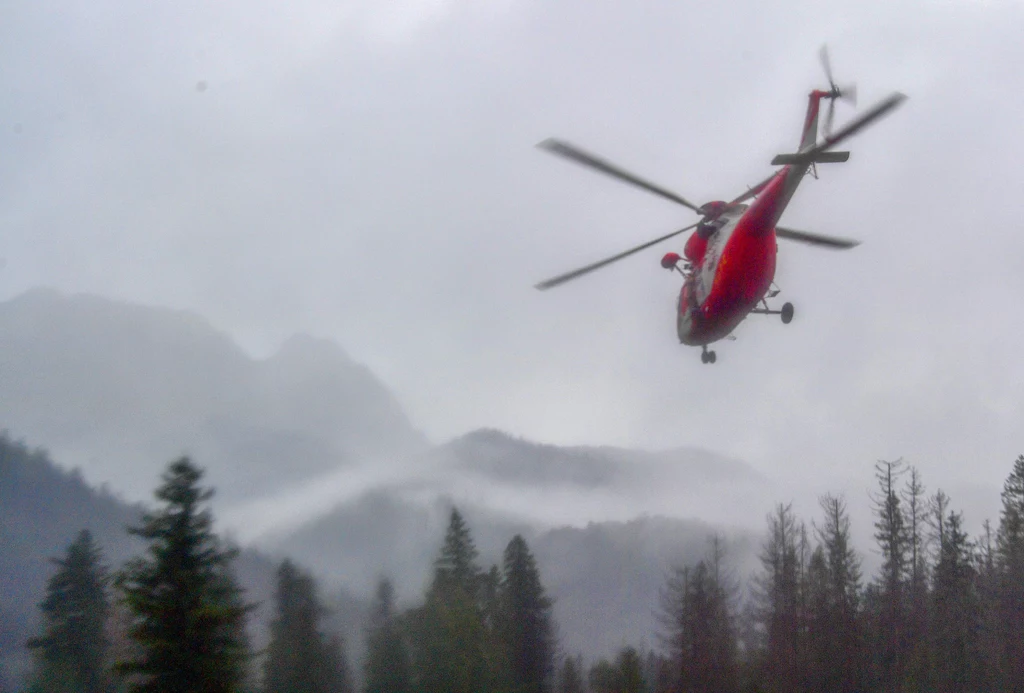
[
  {"xmin": 362, "ymin": 577, "xmax": 411, "ymax": 693},
  {"xmin": 320, "ymin": 633, "xmax": 353, "ymax": 693},
  {"xmin": 616, "ymin": 647, "xmax": 646, "ymax": 693},
  {"xmin": 869, "ymin": 459, "xmax": 908, "ymax": 692},
  {"xmin": 555, "ymin": 654, "xmax": 584, "ymax": 693},
  {"xmin": 432, "ymin": 509, "xmax": 482, "ymax": 599},
  {"xmin": 113, "ymin": 457, "xmax": 252, "ymax": 693},
  {"xmin": 25, "ymin": 529, "xmax": 111, "ymax": 693},
  {"xmin": 930, "ymin": 510, "xmax": 977, "ymax": 692},
  {"xmin": 589, "ymin": 647, "xmax": 646, "ymax": 693},
  {"xmin": 750, "ymin": 503, "xmax": 805, "ymax": 693},
  {"xmin": 0, "ymin": 434, "xmax": 144, "ymax": 690},
  {"xmin": 588, "ymin": 658, "xmax": 619, "ymax": 693},
  {"xmin": 405, "ymin": 508, "xmax": 512, "ymax": 693},
  {"xmin": 659, "ymin": 536, "xmax": 738, "ymax": 693},
  {"xmin": 997, "ymin": 455, "xmax": 1024, "ymax": 691},
  {"xmin": 498, "ymin": 535, "xmax": 555, "ymax": 693},
  {"xmin": 263, "ymin": 559, "xmax": 351, "ymax": 693},
  {"xmin": 812, "ymin": 494, "xmax": 864, "ymax": 693},
  {"xmin": 405, "ymin": 587, "xmax": 508, "ymax": 693},
  {"xmin": 901, "ymin": 466, "xmax": 931, "ymax": 691},
  {"xmin": 974, "ymin": 520, "xmax": 1002, "ymax": 693}
]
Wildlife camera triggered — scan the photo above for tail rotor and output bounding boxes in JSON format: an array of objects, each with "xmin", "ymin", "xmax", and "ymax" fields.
[{"xmin": 819, "ymin": 45, "xmax": 857, "ymax": 138}]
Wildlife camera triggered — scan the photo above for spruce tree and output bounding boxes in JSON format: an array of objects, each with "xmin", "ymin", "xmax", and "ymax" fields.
[
  {"xmin": 263, "ymin": 559, "xmax": 350, "ymax": 693},
  {"xmin": 804, "ymin": 545, "xmax": 831, "ymax": 693},
  {"xmin": 498, "ymin": 535, "xmax": 555, "ymax": 693},
  {"xmin": 975, "ymin": 519, "xmax": 1002, "ymax": 693},
  {"xmin": 930, "ymin": 510, "xmax": 978, "ymax": 692},
  {"xmin": 660, "ymin": 537, "xmax": 737, "ymax": 693},
  {"xmin": 996, "ymin": 455, "xmax": 1024, "ymax": 691},
  {"xmin": 816, "ymin": 494, "xmax": 864, "ymax": 693},
  {"xmin": 587, "ymin": 658, "xmax": 619, "ymax": 693},
  {"xmin": 407, "ymin": 508, "xmax": 510, "ymax": 693},
  {"xmin": 901, "ymin": 465, "xmax": 931, "ymax": 690},
  {"xmin": 869, "ymin": 459, "xmax": 908, "ymax": 693},
  {"xmin": 321, "ymin": 633, "xmax": 353, "ymax": 693},
  {"xmin": 363, "ymin": 577, "xmax": 411, "ymax": 693},
  {"xmin": 751, "ymin": 503, "xmax": 804, "ymax": 693},
  {"xmin": 556, "ymin": 654, "xmax": 585, "ymax": 693},
  {"xmin": 615, "ymin": 647, "xmax": 646, "ymax": 693},
  {"xmin": 114, "ymin": 457, "xmax": 252, "ymax": 693},
  {"xmin": 25, "ymin": 529, "xmax": 111, "ymax": 693},
  {"xmin": 432, "ymin": 508, "xmax": 482, "ymax": 598}
]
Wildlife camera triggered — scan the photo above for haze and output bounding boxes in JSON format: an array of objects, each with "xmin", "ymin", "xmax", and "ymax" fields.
[{"xmin": 2, "ymin": 0, "xmax": 1022, "ymax": 550}]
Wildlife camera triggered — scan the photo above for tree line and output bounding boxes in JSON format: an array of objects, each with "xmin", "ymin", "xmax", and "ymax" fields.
[{"xmin": 21, "ymin": 453, "xmax": 1024, "ymax": 693}]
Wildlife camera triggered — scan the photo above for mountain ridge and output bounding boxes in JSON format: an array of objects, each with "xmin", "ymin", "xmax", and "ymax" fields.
[{"xmin": 0, "ymin": 287, "xmax": 428, "ymax": 503}]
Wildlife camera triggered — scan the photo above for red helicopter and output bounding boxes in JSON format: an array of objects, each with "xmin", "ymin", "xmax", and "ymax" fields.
[{"xmin": 535, "ymin": 47, "xmax": 907, "ymax": 363}]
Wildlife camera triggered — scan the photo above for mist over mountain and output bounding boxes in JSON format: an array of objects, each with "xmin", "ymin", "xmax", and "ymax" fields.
[
  {"xmin": 257, "ymin": 429, "xmax": 768, "ymax": 661},
  {"xmin": 226, "ymin": 425, "xmax": 772, "ymax": 540},
  {"xmin": 262, "ymin": 486, "xmax": 761, "ymax": 661},
  {"xmin": 0, "ymin": 288, "xmax": 427, "ymax": 503}
]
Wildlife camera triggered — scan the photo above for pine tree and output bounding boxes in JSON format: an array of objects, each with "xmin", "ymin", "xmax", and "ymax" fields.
[
  {"xmin": 975, "ymin": 519, "xmax": 1002, "ymax": 693},
  {"xmin": 660, "ymin": 537, "xmax": 738, "ymax": 693},
  {"xmin": 406, "ymin": 587, "xmax": 501, "ymax": 693},
  {"xmin": 321, "ymin": 633, "xmax": 353, "ymax": 693},
  {"xmin": 750, "ymin": 503, "xmax": 804, "ymax": 693},
  {"xmin": 25, "ymin": 529, "xmax": 111, "ymax": 693},
  {"xmin": 615, "ymin": 647, "xmax": 646, "ymax": 693},
  {"xmin": 433, "ymin": 508, "xmax": 482, "ymax": 599},
  {"xmin": 804, "ymin": 545, "xmax": 831, "ymax": 693},
  {"xmin": 363, "ymin": 577, "xmax": 412, "ymax": 693},
  {"xmin": 996, "ymin": 455, "xmax": 1024, "ymax": 691},
  {"xmin": 812, "ymin": 494, "xmax": 864, "ymax": 693},
  {"xmin": 588, "ymin": 658, "xmax": 619, "ymax": 693},
  {"xmin": 930, "ymin": 510, "xmax": 978, "ymax": 693},
  {"xmin": 263, "ymin": 559, "xmax": 349, "ymax": 693},
  {"xmin": 481, "ymin": 565, "xmax": 504, "ymax": 632},
  {"xmin": 407, "ymin": 508, "xmax": 511, "ymax": 693},
  {"xmin": 498, "ymin": 535, "xmax": 555, "ymax": 693},
  {"xmin": 556, "ymin": 654, "xmax": 585, "ymax": 693},
  {"xmin": 869, "ymin": 459, "xmax": 908, "ymax": 693},
  {"xmin": 901, "ymin": 465, "xmax": 931, "ymax": 691},
  {"xmin": 114, "ymin": 457, "xmax": 252, "ymax": 693}
]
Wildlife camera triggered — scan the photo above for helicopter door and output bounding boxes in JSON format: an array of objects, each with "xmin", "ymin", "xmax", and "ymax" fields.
[{"xmin": 695, "ymin": 215, "xmax": 737, "ymax": 304}]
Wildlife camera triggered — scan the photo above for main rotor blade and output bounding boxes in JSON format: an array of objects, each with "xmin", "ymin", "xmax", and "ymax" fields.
[
  {"xmin": 805, "ymin": 92, "xmax": 907, "ymax": 157},
  {"xmin": 535, "ymin": 223, "xmax": 699, "ymax": 290},
  {"xmin": 775, "ymin": 226, "xmax": 860, "ymax": 249},
  {"xmin": 537, "ymin": 139, "xmax": 702, "ymax": 213}
]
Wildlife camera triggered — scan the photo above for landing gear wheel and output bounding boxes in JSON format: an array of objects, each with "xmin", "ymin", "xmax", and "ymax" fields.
[
  {"xmin": 700, "ymin": 346, "xmax": 716, "ymax": 364},
  {"xmin": 701, "ymin": 350, "xmax": 708, "ymax": 364},
  {"xmin": 781, "ymin": 302, "xmax": 794, "ymax": 324},
  {"xmin": 708, "ymin": 351, "xmax": 716, "ymax": 363}
]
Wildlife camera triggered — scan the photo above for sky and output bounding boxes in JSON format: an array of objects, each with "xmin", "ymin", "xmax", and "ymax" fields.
[{"xmin": 2, "ymin": 0, "xmax": 1023, "ymax": 537}]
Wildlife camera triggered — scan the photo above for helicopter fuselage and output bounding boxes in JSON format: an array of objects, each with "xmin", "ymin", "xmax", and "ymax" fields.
[{"xmin": 677, "ymin": 159, "xmax": 808, "ymax": 346}]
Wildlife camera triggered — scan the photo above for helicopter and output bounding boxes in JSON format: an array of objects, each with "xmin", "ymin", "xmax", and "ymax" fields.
[{"xmin": 534, "ymin": 47, "xmax": 907, "ymax": 364}]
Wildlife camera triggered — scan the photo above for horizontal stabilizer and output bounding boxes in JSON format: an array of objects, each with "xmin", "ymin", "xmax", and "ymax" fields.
[{"xmin": 771, "ymin": 150, "xmax": 850, "ymax": 166}]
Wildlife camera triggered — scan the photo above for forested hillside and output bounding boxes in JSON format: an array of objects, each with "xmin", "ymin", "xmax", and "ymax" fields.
[
  {"xmin": 0, "ymin": 434, "xmax": 364, "ymax": 692},
  {"xmin": 6, "ymin": 428, "xmax": 1023, "ymax": 692}
]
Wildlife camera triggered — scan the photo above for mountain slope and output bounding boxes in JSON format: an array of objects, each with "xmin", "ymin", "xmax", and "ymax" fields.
[{"xmin": 0, "ymin": 288, "xmax": 427, "ymax": 502}]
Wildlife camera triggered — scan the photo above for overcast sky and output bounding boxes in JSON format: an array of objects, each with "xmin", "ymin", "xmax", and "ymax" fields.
[{"xmin": 2, "ymin": 0, "xmax": 1023, "ymax": 533}]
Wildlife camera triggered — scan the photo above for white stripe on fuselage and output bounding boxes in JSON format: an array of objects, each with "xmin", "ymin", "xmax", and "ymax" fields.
[{"xmin": 695, "ymin": 210, "xmax": 743, "ymax": 305}]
